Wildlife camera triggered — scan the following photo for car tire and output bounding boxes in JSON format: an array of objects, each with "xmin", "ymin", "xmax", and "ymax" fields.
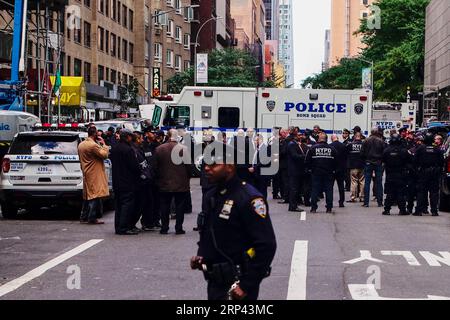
[
  {"xmin": 1, "ymin": 201, "xmax": 18, "ymax": 219},
  {"xmin": 439, "ymin": 192, "xmax": 450, "ymax": 212}
]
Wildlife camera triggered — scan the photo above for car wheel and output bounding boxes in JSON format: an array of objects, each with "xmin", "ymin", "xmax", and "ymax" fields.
[
  {"xmin": 1, "ymin": 201, "xmax": 18, "ymax": 219},
  {"xmin": 439, "ymin": 192, "xmax": 450, "ymax": 212}
]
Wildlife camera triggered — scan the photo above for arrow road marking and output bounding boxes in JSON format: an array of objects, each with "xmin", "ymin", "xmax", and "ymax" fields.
[
  {"xmin": 0, "ymin": 239, "xmax": 103, "ymax": 298},
  {"xmin": 348, "ymin": 284, "xmax": 450, "ymax": 300},
  {"xmin": 287, "ymin": 240, "xmax": 308, "ymax": 300}
]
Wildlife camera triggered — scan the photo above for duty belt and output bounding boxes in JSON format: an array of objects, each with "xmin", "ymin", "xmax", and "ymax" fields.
[{"xmin": 202, "ymin": 262, "xmax": 246, "ymax": 285}]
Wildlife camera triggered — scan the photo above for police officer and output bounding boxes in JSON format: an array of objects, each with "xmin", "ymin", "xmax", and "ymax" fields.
[
  {"xmin": 414, "ymin": 133, "xmax": 445, "ymax": 216},
  {"xmin": 287, "ymin": 132, "xmax": 306, "ymax": 212},
  {"xmin": 305, "ymin": 133, "xmax": 337, "ymax": 213},
  {"xmin": 381, "ymin": 134, "xmax": 411, "ymax": 215},
  {"xmin": 191, "ymin": 145, "xmax": 277, "ymax": 300}
]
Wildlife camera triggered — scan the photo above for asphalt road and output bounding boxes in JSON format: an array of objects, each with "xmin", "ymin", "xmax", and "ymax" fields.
[{"xmin": 1, "ymin": 178, "xmax": 449, "ymax": 300}]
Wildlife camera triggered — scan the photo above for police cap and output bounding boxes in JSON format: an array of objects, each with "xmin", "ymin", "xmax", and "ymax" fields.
[
  {"xmin": 424, "ymin": 132, "xmax": 434, "ymax": 145},
  {"xmin": 390, "ymin": 133, "xmax": 401, "ymax": 145},
  {"xmin": 343, "ymin": 128, "xmax": 350, "ymax": 134}
]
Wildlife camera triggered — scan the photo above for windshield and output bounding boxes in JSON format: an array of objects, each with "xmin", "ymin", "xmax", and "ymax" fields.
[
  {"xmin": 162, "ymin": 106, "xmax": 190, "ymax": 127},
  {"xmin": 9, "ymin": 135, "xmax": 80, "ymax": 155}
]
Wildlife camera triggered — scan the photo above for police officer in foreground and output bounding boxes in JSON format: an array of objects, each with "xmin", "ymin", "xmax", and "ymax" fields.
[
  {"xmin": 382, "ymin": 134, "xmax": 411, "ymax": 215},
  {"xmin": 305, "ymin": 132, "xmax": 337, "ymax": 213},
  {"xmin": 414, "ymin": 133, "xmax": 444, "ymax": 216},
  {"xmin": 191, "ymin": 145, "xmax": 277, "ymax": 300}
]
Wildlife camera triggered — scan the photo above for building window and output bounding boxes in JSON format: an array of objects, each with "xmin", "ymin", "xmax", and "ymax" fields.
[
  {"xmin": 184, "ymin": 60, "xmax": 190, "ymax": 71},
  {"xmin": 145, "ymin": 40, "xmax": 149, "ymax": 60},
  {"xmin": 166, "ymin": 0, "xmax": 174, "ymax": 8},
  {"xmin": 74, "ymin": 17, "xmax": 81, "ymax": 43},
  {"xmin": 105, "ymin": 30, "xmax": 109, "ymax": 54},
  {"xmin": 122, "ymin": 4, "xmax": 127, "ymax": 28},
  {"xmin": 83, "ymin": 21, "xmax": 91, "ymax": 47},
  {"xmin": 84, "ymin": 0, "xmax": 91, "ymax": 7},
  {"xmin": 129, "ymin": 43, "xmax": 134, "ymax": 64},
  {"xmin": 154, "ymin": 43, "xmax": 162, "ymax": 61},
  {"xmin": 145, "ymin": 5, "xmax": 149, "ymax": 26},
  {"xmin": 122, "ymin": 73, "xmax": 127, "ymax": 85},
  {"xmin": 84, "ymin": 62, "xmax": 91, "ymax": 83},
  {"xmin": 117, "ymin": 36, "xmax": 121, "ymax": 59},
  {"xmin": 66, "ymin": 13, "xmax": 71, "ymax": 41},
  {"xmin": 167, "ymin": 20, "xmax": 174, "ymax": 37},
  {"xmin": 175, "ymin": 0, "xmax": 181, "ymax": 14},
  {"xmin": 218, "ymin": 107, "xmax": 240, "ymax": 128},
  {"xmin": 98, "ymin": 65, "xmax": 104, "ymax": 84},
  {"xmin": 105, "ymin": 0, "xmax": 109, "ymax": 17},
  {"xmin": 74, "ymin": 58, "xmax": 82, "ymax": 76},
  {"xmin": 166, "ymin": 49, "xmax": 173, "ymax": 67},
  {"xmin": 183, "ymin": 33, "xmax": 190, "ymax": 49},
  {"xmin": 67, "ymin": 56, "xmax": 71, "ymax": 75},
  {"xmin": 97, "ymin": 27, "xmax": 104, "ymax": 51},
  {"xmin": 111, "ymin": 33, "xmax": 116, "ymax": 56},
  {"xmin": 98, "ymin": 0, "xmax": 104, "ymax": 14},
  {"xmin": 105, "ymin": 67, "xmax": 109, "ymax": 81},
  {"xmin": 175, "ymin": 55, "xmax": 181, "ymax": 72},
  {"xmin": 111, "ymin": 69, "xmax": 117, "ymax": 84},
  {"xmin": 129, "ymin": 9, "xmax": 133, "ymax": 31},
  {"xmin": 112, "ymin": 0, "xmax": 117, "ymax": 20},
  {"xmin": 117, "ymin": 1, "xmax": 121, "ymax": 24},
  {"xmin": 122, "ymin": 39, "xmax": 128, "ymax": 62},
  {"xmin": 175, "ymin": 26, "xmax": 182, "ymax": 43}
]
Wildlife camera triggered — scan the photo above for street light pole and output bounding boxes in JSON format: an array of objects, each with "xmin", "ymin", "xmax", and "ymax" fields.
[
  {"xmin": 147, "ymin": 5, "xmax": 199, "ymax": 100},
  {"xmin": 194, "ymin": 16, "xmax": 224, "ymax": 86}
]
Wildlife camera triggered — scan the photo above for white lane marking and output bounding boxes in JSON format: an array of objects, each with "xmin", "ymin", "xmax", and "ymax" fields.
[
  {"xmin": 287, "ymin": 240, "xmax": 308, "ymax": 300},
  {"xmin": 0, "ymin": 239, "xmax": 103, "ymax": 297},
  {"xmin": 300, "ymin": 211, "xmax": 306, "ymax": 221},
  {"xmin": 419, "ymin": 251, "xmax": 450, "ymax": 267},
  {"xmin": 0, "ymin": 236, "xmax": 21, "ymax": 240},
  {"xmin": 348, "ymin": 284, "xmax": 450, "ymax": 300},
  {"xmin": 380, "ymin": 251, "xmax": 421, "ymax": 266}
]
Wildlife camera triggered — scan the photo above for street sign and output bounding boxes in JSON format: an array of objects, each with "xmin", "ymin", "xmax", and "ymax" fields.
[
  {"xmin": 362, "ymin": 67, "xmax": 372, "ymax": 90},
  {"xmin": 196, "ymin": 53, "xmax": 208, "ymax": 84},
  {"xmin": 152, "ymin": 67, "xmax": 161, "ymax": 98}
]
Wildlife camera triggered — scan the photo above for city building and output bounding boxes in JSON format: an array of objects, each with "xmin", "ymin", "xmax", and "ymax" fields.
[
  {"xmin": 264, "ymin": 40, "xmax": 285, "ymax": 87},
  {"xmin": 424, "ymin": 0, "xmax": 450, "ymax": 122},
  {"xmin": 278, "ymin": 0, "xmax": 294, "ymax": 87},
  {"xmin": 190, "ymin": 0, "xmax": 236, "ymax": 62},
  {"xmin": 231, "ymin": 0, "xmax": 266, "ymax": 82},
  {"xmin": 263, "ymin": 0, "xmax": 279, "ymax": 41},
  {"xmin": 329, "ymin": 0, "xmax": 373, "ymax": 67},
  {"xmin": 323, "ymin": 29, "xmax": 331, "ymax": 71}
]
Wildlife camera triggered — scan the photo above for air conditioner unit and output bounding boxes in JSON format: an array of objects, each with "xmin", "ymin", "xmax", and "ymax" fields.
[{"xmin": 155, "ymin": 27, "xmax": 161, "ymax": 36}]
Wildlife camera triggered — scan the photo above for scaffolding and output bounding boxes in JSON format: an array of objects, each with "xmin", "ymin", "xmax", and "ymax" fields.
[{"xmin": 0, "ymin": 0, "xmax": 67, "ymax": 122}]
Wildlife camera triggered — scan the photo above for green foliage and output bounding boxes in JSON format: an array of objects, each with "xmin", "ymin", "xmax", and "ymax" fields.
[
  {"xmin": 302, "ymin": 58, "xmax": 366, "ymax": 89},
  {"xmin": 167, "ymin": 48, "xmax": 274, "ymax": 93},
  {"xmin": 302, "ymin": 0, "xmax": 429, "ymax": 101}
]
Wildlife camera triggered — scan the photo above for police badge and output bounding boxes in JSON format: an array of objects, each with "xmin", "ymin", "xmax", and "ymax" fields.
[
  {"xmin": 266, "ymin": 100, "xmax": 276, "ymax": 112},
  {"xmin": 354, "ymin": 103, "xmax": 364, "ymax": 115},
  {"xmin": 251, "ymin": 198, "xmax": 267, "ymax": 219}
]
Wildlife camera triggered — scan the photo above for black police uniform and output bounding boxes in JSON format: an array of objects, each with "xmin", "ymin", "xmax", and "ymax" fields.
[
  {"xmin": 382, "ymin": 142, "xmax": 411, "ymax": 214},
  {"xmin": 287, "ymin": 140, "xmax": 307, "ymax": 211},
  {"xmin": 142, "ymin": 138, "xmax": 160, "ymax": 227},
  {"xmin": 330, "ymin": 140, "xmax": 348, "ymax": 206},
  {"xmin": 305, "ymin": 141, "xmax": 337, "ymax": 211},
  {"xmin": 414, "ymin": 143, "xmax": 444, "ymax": 216},
  {"xmin": 197, "ymin": 176, "xmax": 277, "ymax": 300},
  {"xmin": 406, "ymin": 143, "xmax": 420, "ymax": 213}
]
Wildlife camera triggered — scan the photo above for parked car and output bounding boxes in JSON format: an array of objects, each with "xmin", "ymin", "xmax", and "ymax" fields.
[
  {"xmin": 440, "ymin": 131, "xmax": 450, "ymax": 212},
  {"xmin": 91, "ymin": 119, "xmax": 144, "ymax": 133},
  {"xmin": 0, "ymin": 130, "xmax": 112, "ymax": 218}
]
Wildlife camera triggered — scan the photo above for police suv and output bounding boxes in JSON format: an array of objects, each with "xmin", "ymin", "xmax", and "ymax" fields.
[{"xmin": 0, "ymin": 126, "xmax": 112, "ymax": 218}]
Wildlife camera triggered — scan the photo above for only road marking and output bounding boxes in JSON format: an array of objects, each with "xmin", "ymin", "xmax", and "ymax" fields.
[
  {"xmin": 287, "ymin": 240, "xmax": 308, "ymax": 300},
  {"xmin": 0, "ymin": 239, "xmax": 103, "ymax": 298}
]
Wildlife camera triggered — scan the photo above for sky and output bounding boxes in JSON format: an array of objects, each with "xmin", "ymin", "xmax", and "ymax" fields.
[{"xmin": 292, "ymin": 0, "xmax": 331, "ymax": 88}]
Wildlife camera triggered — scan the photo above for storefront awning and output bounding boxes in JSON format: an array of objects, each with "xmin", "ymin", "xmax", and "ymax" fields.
[{"xmin": 49, "ymin": 76, "xmax": 86, "ymax": 107}]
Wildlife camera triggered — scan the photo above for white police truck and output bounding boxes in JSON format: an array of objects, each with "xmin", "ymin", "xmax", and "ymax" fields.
[
  {"xmin": 142, "ymin": 86, "xmax": 373, "ymax": 141},
  {"xmin": 371, "ymin": 102, "xmax": 417, "ymax": 138}
]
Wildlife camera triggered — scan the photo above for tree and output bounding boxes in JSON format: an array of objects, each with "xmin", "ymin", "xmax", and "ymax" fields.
[
  {"xmin": 357, "ymin": 0, "xmax": 429, "ymax": 101},
  {"xmin": 117, "ymin": 77, "xmax": 139, "ymax": 114},
  {"xmin": 302, "ymin": 0, "xmax": 429, "ymax": 101},
  {"xmin": 302, "ymin": 58, "xmax": 366, "ymax": 89},
  {"xmin": 167, "ymin": 48, "xmax": 274, "ymax": 93}
]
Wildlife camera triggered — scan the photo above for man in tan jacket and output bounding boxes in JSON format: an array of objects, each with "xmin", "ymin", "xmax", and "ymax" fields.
[{"xmin": 78, "ymin": 126, "xmax": 110, "ymax": 224}]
